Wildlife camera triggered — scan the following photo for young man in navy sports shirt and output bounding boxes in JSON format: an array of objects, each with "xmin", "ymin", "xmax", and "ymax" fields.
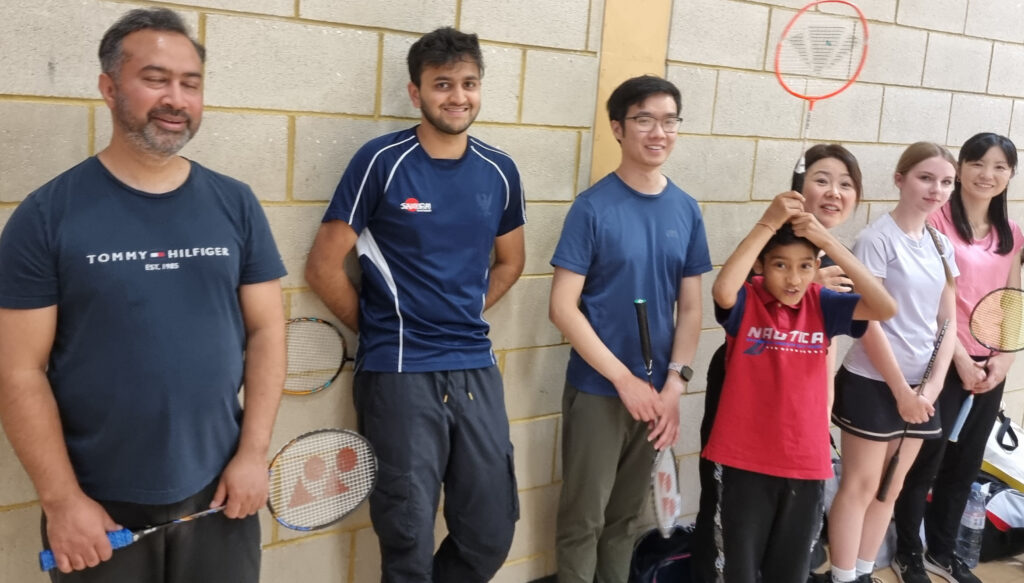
[
  {"xmin": 0, "ymin": 8, "xmax": 286, "ymax": 582},
  {"xmin": 704, "ymin": 195, "xmax": 895, "ymax": 582},
  {"xmin": 550, "ymin": 75, "xmax": 711, "ymax": 583},
  {"xmin": 305, "ymin": 27, "xmax": 526, "ymax": 583}
]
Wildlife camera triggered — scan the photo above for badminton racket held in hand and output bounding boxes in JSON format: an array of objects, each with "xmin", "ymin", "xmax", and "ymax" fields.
[
  {"xmin": 877, "ymin": 319, "xmax": 949, "ymax": 502},
  {"xmin": 949, "ymin": 287, "xmax": 1024, "ymax": 441},
  {"xmin": 40, "ymin": 429, "xmax": 376, "ymax": 571},
  {"xmin": 634, "ymin": 299, "xmax": 681, "ymax": 538},
  {"xmin": 286, "ymin": 317, "xmax": 352, "ymax": 395},
  {"xmin": 775, "ymin": 0, "xmax": 868, "ymax": 173}
]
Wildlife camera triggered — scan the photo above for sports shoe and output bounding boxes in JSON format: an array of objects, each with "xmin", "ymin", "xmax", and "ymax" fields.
[
  {"xmin": 922, "ymin": 551, "xmax": 982, "ymax": 583},
  {"xmin": 891, "ymin": 552, "xmax": 931, "ymax": 583}
]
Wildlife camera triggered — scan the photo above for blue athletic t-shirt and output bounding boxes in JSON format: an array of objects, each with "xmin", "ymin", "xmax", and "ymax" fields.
[
  {"xmin": 551, "ymin": 173, "xmax": 712, "ymax": 397},
  {"xmin": 323, "ymin": 127, "xmax": 526, "ymax": 373},
  {"xmin": 0, "ymin": 157, "xmax": 286, "ymax": 504}
]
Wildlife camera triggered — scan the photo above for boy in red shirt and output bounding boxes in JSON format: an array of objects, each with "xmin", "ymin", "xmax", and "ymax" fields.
[{"xmin": 704, "ymin": 193, "xmax": 896, "ymax": 582}]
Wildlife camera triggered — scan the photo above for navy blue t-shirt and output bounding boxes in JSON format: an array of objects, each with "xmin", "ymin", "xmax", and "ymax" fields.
[
  {"xmin": 551, "ymin": 173, "xmax": 712, "ymax": 396},
  {"xmin": 323, "ymin": 127, "xmax": 526, "ymax": 373},
  {"xmin": 0, "ymin": 157, "xmax": 286, "ymax": 504}
]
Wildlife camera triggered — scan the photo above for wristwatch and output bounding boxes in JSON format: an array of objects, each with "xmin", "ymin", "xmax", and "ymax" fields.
[{"xmin": 668, "ymin": 362, "xmax": 694, "ymax": 382}]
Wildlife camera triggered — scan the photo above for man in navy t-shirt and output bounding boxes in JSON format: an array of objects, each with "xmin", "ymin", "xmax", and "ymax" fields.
[
  {"xmin": 306, "ymin": 27, "xmax": 526, "ymax": 582},
  {"xmin": 0, "ymin": 9, "xmax": 286, "ymax": 582}
]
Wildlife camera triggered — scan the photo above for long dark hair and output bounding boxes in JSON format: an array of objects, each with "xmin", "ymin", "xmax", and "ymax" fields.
[{"xmin": 949, "ymin": 132, "xmax": 1017, "ymax": 255}]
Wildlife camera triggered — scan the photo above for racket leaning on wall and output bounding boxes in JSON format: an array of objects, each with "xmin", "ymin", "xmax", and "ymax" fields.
[
  {"xmin": 948, "ymin": 288, "xmax": 1024, "ymax": 442},
  {"xmin": 634, "ymin": 299, "xmax": 681, "ymax": 539},
  {"xmin": 39, "ymin": 429, "xmax": 376, "ymax": 571},
  {"xmin": 876, "ymin": 319, "xmax": 949, "ymax": 502},
  {"xmin": 775, "ymin": 0, "xmax": 869, "ymax": 174},
  {"xmin": 286, "ymin": 317, "xmax": 352, "ymax": 395}
]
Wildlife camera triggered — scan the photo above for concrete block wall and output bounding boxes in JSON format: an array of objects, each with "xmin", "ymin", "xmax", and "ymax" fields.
[{"xmin": 3, "ymin": 0, "xmax": 1024, "ymax": 581}]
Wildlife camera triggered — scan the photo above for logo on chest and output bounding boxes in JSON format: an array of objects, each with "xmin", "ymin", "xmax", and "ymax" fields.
[
  {"xmin": 400, "ymin": 198, "xmax": 433, "ymax": 213},
  {"xmin": 743, "ymin": 326, "xmax": 826, "ymax": 356}
]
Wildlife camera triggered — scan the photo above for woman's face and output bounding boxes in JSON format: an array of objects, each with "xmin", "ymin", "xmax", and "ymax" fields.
[
  {"xmin": 895, "ymin": 156, "xmax": 956, "ymax": 216},
  {"xmin": 802, "ymin": 157, "xmax": 858, "ymax": 229},
  {"xmin": 959, "ymin": 146, "xmax": 1013, "ymax": 203}
]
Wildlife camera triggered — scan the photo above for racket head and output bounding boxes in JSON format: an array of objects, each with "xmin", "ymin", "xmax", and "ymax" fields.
[
  {"xmin": 651, "ymin": 447, "xmax": 681, "ymax": 538},
  {"xmin": 285, "ymin": 317, "xmax": 348, "ymax": 395},
  {"xmin": 774, "ymin": 0, "xmax": 869, "ymax": 104},
  {"xmin": 969, "ymin": 287, "xmax": 1024, "ymax": 353},
  {"xmin": 267, "ymin": 428, "xmax": 377, "ymax": 531}
]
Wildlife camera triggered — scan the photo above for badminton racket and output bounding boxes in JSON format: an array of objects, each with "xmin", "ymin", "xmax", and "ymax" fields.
[
  {"xmin": 286, "ymin": 317, "xmax": 351, "ymax": 395},
  {"xmin": 634, "ymin": 299, "xmax": 681, "ymax": 538},
  {"xmin": 877, "ymin": 319, "xmax": 949, "ymax": 501},
  {"xmin": 40, "ymin": 428, "xmax": 376, "ymax": 571},
  {"xmin": 948, "ymin": 287, "xmax": 1024, "ymax": 441},
  {"xmin": 775, "ymin": 0, "xmax": 869, "ymax": 174}
]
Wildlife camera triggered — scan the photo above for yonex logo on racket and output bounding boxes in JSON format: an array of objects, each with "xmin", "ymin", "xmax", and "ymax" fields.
[{"xmin": 400, "ymin": 197, "xmax": 433, "ymax": 213}]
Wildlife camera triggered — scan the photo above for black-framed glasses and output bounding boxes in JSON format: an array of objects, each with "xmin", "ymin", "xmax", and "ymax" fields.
[{"xmin": 625, "ymin": 115, "xmax": 683, "ymax": 133}]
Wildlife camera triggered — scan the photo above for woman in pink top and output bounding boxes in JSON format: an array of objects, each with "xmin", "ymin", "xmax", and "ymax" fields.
[{"xmin": 891, "ymin": 133, "xmax": 1023, "ymax": 583}]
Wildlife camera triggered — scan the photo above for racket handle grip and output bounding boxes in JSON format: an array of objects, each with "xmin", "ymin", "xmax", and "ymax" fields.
[
  {"xmin": 876, "ymin": 454, "xmax": 898, "ymax": 502},
  {"xmin": 949, "ymin": 394, "xmax": 974, "ymax": 443},
  {"xmin": 634, "ymin": 299, "xmax": 653, "ymax": 373},
  {"xmin": 39, "ymin": 529, "xmax": 134, "ymax": 571}
]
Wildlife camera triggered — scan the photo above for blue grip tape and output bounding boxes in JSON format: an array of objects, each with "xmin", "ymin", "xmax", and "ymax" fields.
[{"xmin": 39, "ymin": 529, "xmax": 134, "ymax": 571}]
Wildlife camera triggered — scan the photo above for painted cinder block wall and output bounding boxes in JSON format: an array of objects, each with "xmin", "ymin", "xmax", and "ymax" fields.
[{"xmin": 2, "ymin": 1, "xmax": 1024, "ymax": 581}]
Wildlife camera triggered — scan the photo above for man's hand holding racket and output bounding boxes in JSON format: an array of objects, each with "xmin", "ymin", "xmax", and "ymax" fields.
[
  {"xmin": 648, "ymin": 377, "xmax": 682, "ymax": 450},
  {"xmin": 41, "ymin": 488, "xmax": 121, "ymax": 573},
  {"xmin": 613, "ymin": 372, "xmax": 663, "ymax": 425},
  {"xmin": 211, "ymin": 448, "xmax": 269, "ymax": 518},
  {"xmin": 976, "ymin": 351, "xmax": 1013, "ymax": 393}
]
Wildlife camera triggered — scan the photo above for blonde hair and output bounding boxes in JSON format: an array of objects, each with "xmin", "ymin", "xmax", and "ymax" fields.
[{"xmin": 894, "ymin": 142, "xmax": 956, "ymax": 176}]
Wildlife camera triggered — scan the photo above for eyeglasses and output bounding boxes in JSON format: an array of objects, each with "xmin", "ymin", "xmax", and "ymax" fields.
[{"xmin": 625, "ymin": 115, "xmax": 683, "ymax": 133}]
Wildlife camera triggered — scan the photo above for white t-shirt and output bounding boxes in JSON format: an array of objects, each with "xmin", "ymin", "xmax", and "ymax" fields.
[{"xmin": 843, "ymin": 213, "xmax": 959, "ymax": 384}]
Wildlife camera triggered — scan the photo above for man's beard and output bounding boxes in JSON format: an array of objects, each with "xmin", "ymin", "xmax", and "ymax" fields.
[
  {"xmin": 420, "ymin": 104, "xmax": 476, "ymax": 136},
  {"xmin": 114, "ymin": 93, "xmax": 198, "ymax": 156}
]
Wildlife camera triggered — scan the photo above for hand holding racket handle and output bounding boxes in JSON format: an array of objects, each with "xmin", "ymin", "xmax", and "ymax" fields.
[
  {"xmin": 877, "ymin": 319, "xmax": 949, "ymax": 501},
  {"xmin": 634, "ymin": 299, "xmax": 655, "ymax": 385},
  {"xmin": 40, "ymin": 529, "xmax": 136, "ymax": 571}
]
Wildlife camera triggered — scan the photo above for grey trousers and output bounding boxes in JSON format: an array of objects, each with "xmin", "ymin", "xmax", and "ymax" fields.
[
  {"xmin": 355, "ymin": 367, "xmax": 518, "ymax": 583},
  {"xmin": 556, "ymin": 383, "xmax": 656, "ymax": 583}
]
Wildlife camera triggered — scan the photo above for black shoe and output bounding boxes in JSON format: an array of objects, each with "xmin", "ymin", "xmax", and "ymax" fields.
[
  {"xmin": 806, "ymin": 572, "xmax": 831, "ymax": 583},
  {"xmin": 922, "ymin": 551, "xmax": 982, "ymax": 583},
  {"xmin": 891, "ymin": 552, "xmax": 930, "ymax": 583}
]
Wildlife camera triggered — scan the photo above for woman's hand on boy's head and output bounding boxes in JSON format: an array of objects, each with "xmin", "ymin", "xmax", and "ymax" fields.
[
  {"xmin": 762, "ymin": 191, "xmax": 805, "ymax": 230},
  {"xmin": 816, "ymin": 265, "xmax": 854, "ymax": 293}
]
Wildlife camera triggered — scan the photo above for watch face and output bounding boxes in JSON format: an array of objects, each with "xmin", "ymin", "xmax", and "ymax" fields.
[{"xmin": 680, "ymin": 365, "xmax": 694, "ymax": 382}]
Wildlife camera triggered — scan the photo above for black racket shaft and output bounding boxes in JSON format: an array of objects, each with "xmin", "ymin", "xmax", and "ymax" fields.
[
  {"xmin": 877, "ymin": 319, "xmax": 949, "ymax": 501},
  {"xmin": 634, "ymin": 299, "xmax": 654, "ymax": 386}
]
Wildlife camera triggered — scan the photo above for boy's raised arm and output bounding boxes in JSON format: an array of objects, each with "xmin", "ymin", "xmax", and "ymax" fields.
[
  {"xmin": 712, "ymin": 191, "xmax": 804, "ymax": 309},
  {"xmin": 790, "ymin": 213, "xmax": 897, "ymax": 322}
]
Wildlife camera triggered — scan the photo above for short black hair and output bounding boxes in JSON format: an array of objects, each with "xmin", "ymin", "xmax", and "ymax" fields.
[
  {"xmin": 407, "ymin": 27, "xmax": 484, "ymax": 87},
  {"xmin": 99, "ymin": 8, "xmax": 205, "ymax": 78},
  {"xmin": 606, "ymin": 75, "xmax": 681, "ymax": 124},
  {"xmin": 758, "ymin": 223, "xmax": 819, "ymax": 264}
]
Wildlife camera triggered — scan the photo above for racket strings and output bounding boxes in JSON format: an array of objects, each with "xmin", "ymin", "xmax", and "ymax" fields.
[
  {"xmin": 285, "ymin": 320, "xmax": 345, "ymax": 393},
  {"xmin": 970, "ymin": 290, "xmax": 1024, "ymax": 352},
  {"xmin": 777, "ymin": 11, "xmax": 866, "ymax": 97},
  {"xmin": 268, "ymin": 431, "xmax": 375, "ymax": 530}
]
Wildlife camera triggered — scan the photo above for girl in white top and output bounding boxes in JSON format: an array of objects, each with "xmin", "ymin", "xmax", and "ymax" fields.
[
  {"xmin": 892, "ymin": 133, "xmax": 1023, "ymax": 582},
  {"xmin": 827, "ymin": 143, "xmax": 960, "ymax": 583}
]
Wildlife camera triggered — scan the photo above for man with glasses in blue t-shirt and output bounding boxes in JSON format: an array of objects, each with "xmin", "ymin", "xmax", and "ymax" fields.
[{"xmin": 306, "ymin": 26, "xmax": 526, "ymax": 583}]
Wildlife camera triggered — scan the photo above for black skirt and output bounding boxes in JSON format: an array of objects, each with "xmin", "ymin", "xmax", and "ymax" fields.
[{"xmin": 831, "ymin": 366, "xmax": 942, "ymax": 441}]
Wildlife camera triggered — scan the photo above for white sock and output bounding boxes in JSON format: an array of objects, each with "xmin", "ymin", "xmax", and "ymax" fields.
[
  {"xmin": 830, "ymin": 565, "xmax": 857, "ymax": 582},
  {"xmin": 855, "ymin": 558, "xmax": 875, "ymax": 576}
]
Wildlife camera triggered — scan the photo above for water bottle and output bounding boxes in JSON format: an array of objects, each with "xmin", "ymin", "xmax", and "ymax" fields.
[{"xmin": 954, "ymin": 482, "xmax": 989, "ymax": 568}]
